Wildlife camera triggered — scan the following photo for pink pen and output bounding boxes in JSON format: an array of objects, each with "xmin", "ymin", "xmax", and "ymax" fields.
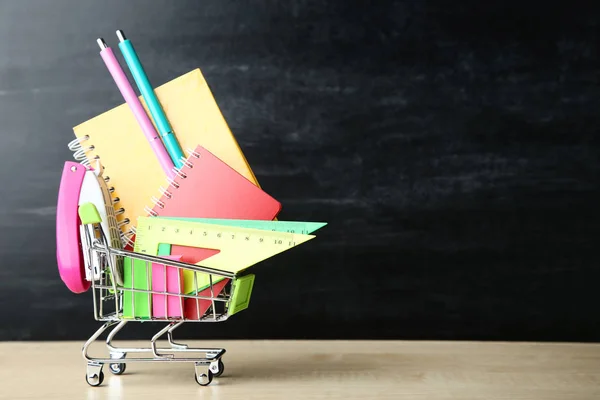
[{"xmin": 96, "ymin": 38, "xmax": 175, "ymax": 179}]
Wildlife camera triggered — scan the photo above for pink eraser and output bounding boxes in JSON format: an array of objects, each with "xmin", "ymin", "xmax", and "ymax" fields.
[{"xmin": 152, "ymin": 255, "xmax": 184, "ymax": 318}]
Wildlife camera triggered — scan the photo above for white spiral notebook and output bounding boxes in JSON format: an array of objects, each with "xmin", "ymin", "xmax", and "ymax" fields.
[{"xmin": 77, "ymin": 160, "xmax": 124, "ymax": 284}]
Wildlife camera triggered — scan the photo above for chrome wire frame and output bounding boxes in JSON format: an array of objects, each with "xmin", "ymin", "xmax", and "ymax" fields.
[
  {"xmin": 82, "ymin": 320, "xmax": 225, "ymax": 364},
  {"xmin": 80, "ymin": 221, "xmax": 231, "ymax": 385},
  {"xmin": 83, "ymin": 223, "xmax": 235, "ymax": 323}
]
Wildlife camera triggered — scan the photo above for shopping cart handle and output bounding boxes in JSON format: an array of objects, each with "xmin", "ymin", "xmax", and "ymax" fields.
[{"xmin": 78, "ymin": 202, "xmax": 103, "ymax": 225}]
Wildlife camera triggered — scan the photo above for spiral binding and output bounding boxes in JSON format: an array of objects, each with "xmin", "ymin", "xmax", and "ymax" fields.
[
  {"xmin": 180, "ymin": 155, "xmax": 194, "ymax": 169},
  {"xmin": 67, "ymin": 136, "xmax": 92, "ymax": 167},
  {"xmin": 67, "ymin": 135, "xmax": 131, "ymax": 247},
  {"xmin": 166, "ymin": 175, "xmax": 180, "ymax": 189},
  {"xmin": 143, "ymin": 206, "xmax": 158, "ymax": 217},
  {"xmin": 150, "ymin": 196, "xmax": 165, "ymax": 209},
  {"xmin": 67, "ymin": 138, "xmax": 205, "ymax": 249},
  {"xmin": 138, "ymin": 148, "xmax": 202, "ymax": 226},
  {"xmin": 120, "ymin": 231, "xmax": 135, "ymax": 248},
  {"xmin": 187, "ymin": 148, "xmax": 201, "ymax": 159},
  {"xmin": 158, "ymin": 186, "xmax": 172, "ymax": 199},
  {"xmin": 172, "ymin": 166, "xmax": 187, "ymax": 179}
]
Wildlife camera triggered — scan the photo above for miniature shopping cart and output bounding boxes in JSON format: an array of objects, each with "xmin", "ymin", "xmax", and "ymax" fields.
[{"xmin": 77, "ymin": 203, "xmax": 254, "ymax": 387}]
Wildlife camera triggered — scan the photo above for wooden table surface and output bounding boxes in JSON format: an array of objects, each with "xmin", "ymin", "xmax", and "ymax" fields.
[{"xmin": 1, "ymin": 340, "xmax": 599, "ymax": 399}]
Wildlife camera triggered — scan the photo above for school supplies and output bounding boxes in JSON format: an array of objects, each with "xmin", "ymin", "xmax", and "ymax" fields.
[
  {"xmin": 184, "ymin": 278, "xmax": 230, "ymax": 320},
  {"xmin": 183, "ymin": 274, "xmax": 255, "ymax": 319},
  {"xmin": 123, "ymin": 251, "xmax": 185, "ymax": 320},
  {"xmin": 160, "ymin": 217, "xmax": 326, "ymax": 319},
  {"xmin": 96, "ymin": 38, "xmax": 175, "ymax": 179},
  {"xmin": 151, "ymin": 254, "xmax": 184, "ymax": 318},
  {"xmin": 59, "ymin": 31, "xmax": 327, "ymax": 387},
  {"xmin": 126, "ymin": 214, "xmax": 313, "ymax": 320},
  {"xmin": 77, "ymin": 202, "xmax": 233, "ymax": 386},
  {"xmin": 163, "ymin": 217, "xmax": 327, "ymax": 235},
  {"xmin": 116, "ymin": 30, "xmax": 185, "ymax": 168},
  {"xmin": 124, "ymin": 213, "xmax": 311, "ymax": 318},
  {"xmin": 228, "ymin": 274, "xmax": 256, "ymax": 316},
  {"xmin": 133, "ymin": 216, "xmax": 314, "ymax": 285},
  {"xmin": 70, "ymin": 69, "xmax": 262, "ymax": 246},
  {"xmin": 160, "ymin": 216, "xmax": 326, "ymax": 292},
  {"xmin": 78, "ymin": 160, "xmax": 124, "ymax": 284},
  {"xmin": 56, "ymin": 161, "xmax": 89, "ymax": 293},
  {"xmin": 122, "ymin": 257, "xmax": 153, "ymax": 318},
  {"xmin": 119, "ymin": 145, "xmax": 281, "ymax": 318},
  {"xmin": 146, "ymin": 145, "xmax": 282, "ymax": 265}
]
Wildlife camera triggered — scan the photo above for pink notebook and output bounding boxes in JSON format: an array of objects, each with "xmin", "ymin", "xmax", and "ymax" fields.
[
  {"xmin": 146, "ymin": 145, "xmax": 281, "ymax": 319},
  {"xmin": 152, "ymin": 255, "xmax": 183, "ymax": 318},
  {"xmin": 148, "ymin": 144, "xmax": 281, "ymax": 261}
]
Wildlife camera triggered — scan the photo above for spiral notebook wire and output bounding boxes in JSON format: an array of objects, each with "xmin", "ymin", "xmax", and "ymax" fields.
[{"xmin": 68, "ymin": 135, "xmax": 143, "ymax": 247}]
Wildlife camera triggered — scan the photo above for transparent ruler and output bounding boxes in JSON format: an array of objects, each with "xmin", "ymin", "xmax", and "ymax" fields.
[
  {"xmin": 134, "ymin": 216, "xmax": 315, "ymax": 274},
  {"xmin": 160, "ymin": 217, "xmax": 327, "ymax": 235}
]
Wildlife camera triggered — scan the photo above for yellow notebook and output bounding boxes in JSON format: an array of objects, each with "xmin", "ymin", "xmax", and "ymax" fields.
[{"xmin": 70, "ymin": 68, "xmax": 261, "ymax": 244}]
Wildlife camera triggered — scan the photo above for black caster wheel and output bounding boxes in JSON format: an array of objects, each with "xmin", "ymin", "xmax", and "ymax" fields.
[
  {"xmin": 86, "ymin": 371, "xmax": 104, "ymax": 387},
  {"xmin": 209, "ymin": 359, "xmax": 225, "ymax": 377},
  {"xmin": 195, "ymin": 369, "xmax": 214, "ymax": 386},
  {"xmin": 109, "ymin": 362, "xmax": 126, "ymax": 375}
]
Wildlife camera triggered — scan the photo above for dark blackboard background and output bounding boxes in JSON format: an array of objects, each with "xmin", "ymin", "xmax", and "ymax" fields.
[{"xmin": 0, "ymin": 0, "xmax": 598, "ymax": 342}]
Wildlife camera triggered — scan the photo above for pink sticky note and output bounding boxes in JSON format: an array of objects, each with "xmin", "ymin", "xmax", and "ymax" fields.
[{"xmin": 152, "ymin": 255, "xmax": 184, "ymax": 318}]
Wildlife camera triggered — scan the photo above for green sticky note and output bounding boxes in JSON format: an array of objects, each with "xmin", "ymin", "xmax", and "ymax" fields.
[
  {"xmin": 157, "ymin": 243, "xmax": 171, "ymax": 257},
  {"xmin": 122, "ymin": 257, "xmax": 152, "ymax": 319},
  {"xmin": 229, "ymin": 274, "xmax": 255, "ymax": 316}
]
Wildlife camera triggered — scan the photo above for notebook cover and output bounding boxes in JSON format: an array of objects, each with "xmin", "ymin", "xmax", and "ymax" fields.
[
  {"xmin": 151, "ymin": 145, "xmax": 281, "ymax": 306},
  {"xmin": 153, "ymin": 145, "xmax": 280, "ymax": 263},
  {"xmin": 71, "ymin": 69, "xmax": 262, "ymax": 245}
]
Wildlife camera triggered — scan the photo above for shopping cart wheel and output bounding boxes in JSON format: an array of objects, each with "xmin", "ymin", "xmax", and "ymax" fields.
[
  {"xmin": 195, "ymin": 369, "xmax": 214, "ymax": 386},
  {"xmin": 209, "ymin": 359, "xmax": 225, "ymax": 377},
  {"xmin": 109, "ymin": 362, "xmax": 126, "ymax": 375},
  {"xmin": 86, "ymin": 370, "xmax": 104, "ymax": 387}
]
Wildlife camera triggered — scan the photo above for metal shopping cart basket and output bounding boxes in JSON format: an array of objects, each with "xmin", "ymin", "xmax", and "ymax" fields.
[{"xmin": 77, "ymin": 203, "xmax": 254, "ymax": 387}]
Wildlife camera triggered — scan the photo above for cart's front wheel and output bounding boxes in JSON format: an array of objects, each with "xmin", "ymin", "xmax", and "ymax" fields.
[
  {"xmin": 86, "ymin": 371, "xmax": 104, "ymax": 387},
  {"xmin": 209, "ymin": 359, "xmax": 225, "ymax": 377},
  {"xmin": 195, "ymin": 369, "xmax": 214, "ymax": 386},
  {"xmin": 109, "ymin": 362, "xmax": 126, "ymax": 375}
]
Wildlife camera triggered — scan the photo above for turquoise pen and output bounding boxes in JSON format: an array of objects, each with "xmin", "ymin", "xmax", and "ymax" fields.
[{"xmin": 116, "ymin": 30, "xmax": 185, "ymax": 168}]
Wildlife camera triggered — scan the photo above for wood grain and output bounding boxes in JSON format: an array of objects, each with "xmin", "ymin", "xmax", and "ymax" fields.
[{"xmin": 1, "ymin": 340, "xmax": 599, "ymax": 399}]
